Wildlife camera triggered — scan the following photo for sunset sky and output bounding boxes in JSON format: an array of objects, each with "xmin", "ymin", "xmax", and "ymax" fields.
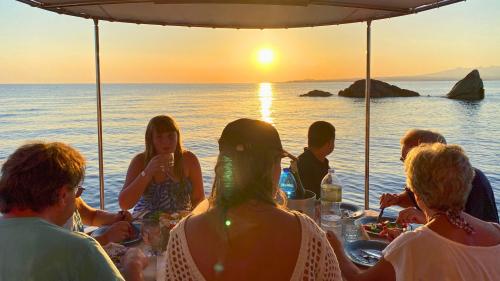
[{"xmin": 1, "ymin": 0, "xmax": 500, "ymax": 83}]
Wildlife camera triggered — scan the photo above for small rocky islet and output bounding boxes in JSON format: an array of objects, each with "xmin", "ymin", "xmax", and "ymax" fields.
[{"xmin": 299, "ymin": 69, "xmax": 485, "ymax": 101}]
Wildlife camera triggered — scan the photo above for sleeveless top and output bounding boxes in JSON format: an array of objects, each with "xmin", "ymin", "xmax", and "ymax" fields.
[
  {"xmin": 164, "ymin": 211, "xmax": 342, "ymax": 281},
  {"xmin": 383, "ymin": 223, "xmax": 500, "ymax": 281},
  {"xmin": 133, "ymin": 178, "xmax": 193, "ymax": 215}
]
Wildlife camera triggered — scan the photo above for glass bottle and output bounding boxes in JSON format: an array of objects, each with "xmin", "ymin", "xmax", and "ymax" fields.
[
  {"xmin": 289, "ymin": 159, "xmax": 306, "ymax": 199},
  {"xmin": 320, "ymin": 168, "xmax": 343, "ymax": 234}
]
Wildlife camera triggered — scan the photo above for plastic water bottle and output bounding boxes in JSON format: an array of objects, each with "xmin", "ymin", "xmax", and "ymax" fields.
[
  {"xmin": 320, "ymin": 168, "xmax": 343, "ymax": 235},
  {"xmin": 279, "ymin": 168, "xmax": 297, "ymax": 199}
]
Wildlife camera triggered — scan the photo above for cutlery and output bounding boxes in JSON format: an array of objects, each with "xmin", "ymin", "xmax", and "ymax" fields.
[
  {"xmin": 359, "ymin": 249, "xmax": 382, "ymax": 259},
  {"xmin": 377, "ymin": 207, "xmax": 385, "ymax": 223}
]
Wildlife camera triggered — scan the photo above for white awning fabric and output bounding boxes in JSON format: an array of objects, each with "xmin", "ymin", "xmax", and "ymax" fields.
[{"xmin": 18, "ymin": 0, "xmax": 463, "ymax": 28}]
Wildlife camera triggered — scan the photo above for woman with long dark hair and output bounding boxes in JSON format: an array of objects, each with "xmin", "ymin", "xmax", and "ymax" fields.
[{"xmin": 119, "ymin": 115, "xmax": 204, "ymax": 214}]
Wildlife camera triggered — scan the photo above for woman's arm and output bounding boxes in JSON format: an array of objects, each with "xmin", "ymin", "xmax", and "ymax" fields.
[
  {"xmin": 327, "ymin": 231, "xmax": 396, "ymax": 281},
  {"xmin": 184, "ymin": 151, "xmax": 205, "ymax": 208},
  {"xmin": 119, "ymin": 154, "xmax": 152, "ymax": 210}
]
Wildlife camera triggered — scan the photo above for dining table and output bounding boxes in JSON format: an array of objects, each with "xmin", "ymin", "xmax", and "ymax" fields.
[
  {"xmin": 86, "ymin": 224, "xmax": 167, "ymax": 281},
  {"xmin": 111, "ymin": 201, "xmax": 213, "ymax": 281}
]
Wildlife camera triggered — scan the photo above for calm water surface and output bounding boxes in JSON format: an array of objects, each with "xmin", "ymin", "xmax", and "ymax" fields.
[{"xmin": 1, "ymin": 81, "xmax": 499, "ymax": 217}]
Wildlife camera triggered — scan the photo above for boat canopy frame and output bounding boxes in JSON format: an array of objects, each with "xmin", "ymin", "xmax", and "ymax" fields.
[{"xmin": 17, "ymin": 0, "xmax": 465, "ymax": 210}]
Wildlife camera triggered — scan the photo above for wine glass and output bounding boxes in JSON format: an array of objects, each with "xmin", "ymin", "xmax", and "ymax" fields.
[
  {"xmin": 166, "ymin": 152, "xmax": 174, "ymax": 168},
  {"xmin": 141, "ymin": 219, "xmax": 162, "ymax": 256}
]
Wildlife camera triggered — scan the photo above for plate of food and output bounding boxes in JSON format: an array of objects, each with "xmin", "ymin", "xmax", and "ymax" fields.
[
  {"xmin": 102, "ymin": 242, "xmax": 128, "ymax": 267},
  {"xmin": 142, "ymin": 210, "xmax": 191, "ymax": 228},
  {"xmin": 339, "ymin": 202, "xmax": 364, "ymax": 220},
  {"xmin": 91, "ymin": 222, "xmax": 142, "ymax": 246},
  {"xmin": 355, "ymin": 216, "xmax": 408, "ymax": 239},
  {"xmin": 344, "ymin": 240, "xmax": 389, "ymax": 267}
]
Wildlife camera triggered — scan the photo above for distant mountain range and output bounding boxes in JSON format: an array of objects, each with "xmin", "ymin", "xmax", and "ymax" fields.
[{"xmin": 285, "ymin": 66, "xmax": 500, "ymax": 83}]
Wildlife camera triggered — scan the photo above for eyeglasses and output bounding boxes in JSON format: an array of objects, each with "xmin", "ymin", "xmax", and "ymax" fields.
[{"xmin": 74, "ymin": 185, "xmax": 85, "ymax": 198}]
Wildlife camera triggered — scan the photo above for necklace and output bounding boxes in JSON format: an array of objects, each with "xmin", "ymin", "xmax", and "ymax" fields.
[{"xmin": 428, "ymin": 210, "xmax": 475, "ymax": 234}]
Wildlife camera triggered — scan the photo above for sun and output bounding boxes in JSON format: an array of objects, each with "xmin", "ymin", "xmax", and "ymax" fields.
[{"xmin": 257, "ymin": 48, "xmax": 274, "ymax": 65}]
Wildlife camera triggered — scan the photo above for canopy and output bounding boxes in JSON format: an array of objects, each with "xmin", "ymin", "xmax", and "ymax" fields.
[
  {"xmin": 17, "ymin": 0, "xmax": 464, "ymax": 210},
  {"xmin": 19, "ymin": 0, "xmax": 462, "ymax": 28}
]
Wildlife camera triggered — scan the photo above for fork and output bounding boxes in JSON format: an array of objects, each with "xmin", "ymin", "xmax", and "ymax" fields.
[
  {"xmin": 377, "ymin": 207, "xmax": 385, "ymax": 223},
  {"xmin": 359, "ymin": 249, "xmax": 382, "ymax": 259}
]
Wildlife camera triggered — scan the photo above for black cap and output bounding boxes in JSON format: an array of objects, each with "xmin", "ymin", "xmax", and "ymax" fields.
[{"xmin": 219, "ymin": 118, "xmax": 283, "ymax": 154}]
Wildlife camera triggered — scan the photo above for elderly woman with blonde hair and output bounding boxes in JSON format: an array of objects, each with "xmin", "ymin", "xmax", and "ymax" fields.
[{"xmin": 328, "ymin": 143, "xmax": 500, "ymax": 281}]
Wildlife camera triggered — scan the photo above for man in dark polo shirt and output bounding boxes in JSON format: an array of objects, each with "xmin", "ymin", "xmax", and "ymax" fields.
[{"xmin": 297, "ymin": 121, "xmax": 336, "ymax": 199}]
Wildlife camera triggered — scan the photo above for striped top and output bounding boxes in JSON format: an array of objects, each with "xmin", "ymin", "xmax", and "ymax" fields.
[{"xmin": 133, "ymin": 178, "xmax": 192, "ymax": 215}]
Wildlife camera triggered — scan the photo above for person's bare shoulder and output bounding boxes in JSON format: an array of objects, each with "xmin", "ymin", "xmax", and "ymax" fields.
[
  {"xmin": 182, "ymin": 150, "xmax": 200, "ymax": 171},
  {"xmin": 261, "ymin": 207, "xmax": 301, "ymax": 230},
  {"xmin": 468, "ymin": 214, "xmax": 500, "ymax": 244},
  {"xmin": 182, "ymin": 150, "xmax": 199, "ymax": 163},
  {"xmin": 129, "ymin": 153, "xmax": 145, "ymax": 167},
  {"xmin": 133, "ymin": 152, "xmax": 145, "ymax": 162},
  {"xmin": 183, "ymin": 208, "xmax": 216, "ymax": 236},
  {"xmin": 485, "ymin": 222, "xmax": 500, "ymax": 242}
]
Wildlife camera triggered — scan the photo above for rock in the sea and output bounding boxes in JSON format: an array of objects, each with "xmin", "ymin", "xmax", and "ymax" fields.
[
  {"xmin": 300, "ymin": 89, "xmax": 333, "ymax": 97},
  {"xmin": 446, "ymin": 70, "xmax": 485, "ymax": 101},
  {"xmin": 338, "ymin": 79, "xmax": 420, "ymax": 98}
]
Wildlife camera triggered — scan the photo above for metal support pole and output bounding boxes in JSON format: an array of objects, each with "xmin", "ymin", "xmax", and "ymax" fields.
[
  {"xmin": 94, "ymin": 18, "xmax": 105, "ymax": 210},
  {"xmin": 364, "ymin": 20, "xmax": 371, "ymax": 210}
]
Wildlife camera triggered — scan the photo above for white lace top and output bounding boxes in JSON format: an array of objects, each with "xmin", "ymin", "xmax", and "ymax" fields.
[
  {"xmin": 383, "ymin": 224, "xmax": 500, "ymax": 281},
  {"xmin": 164, "ymin": 211, "xmax": 342, "ymax": 281}
]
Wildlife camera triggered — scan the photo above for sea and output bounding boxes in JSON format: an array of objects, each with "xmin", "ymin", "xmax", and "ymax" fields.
[{"xmin": 1, "ymin": 81, "xmax": 499, "ymax": 217}]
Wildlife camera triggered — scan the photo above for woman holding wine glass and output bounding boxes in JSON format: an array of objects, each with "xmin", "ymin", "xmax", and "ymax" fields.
[{"xmin": 119, "ymin": 115, "xmax": 204, "ymax": 215}]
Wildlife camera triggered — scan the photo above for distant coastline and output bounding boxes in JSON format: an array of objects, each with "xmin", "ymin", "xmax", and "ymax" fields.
[
  {"xmin": 282, "ymin": 66, "xmax": 500, "ymax": 83},
  {"xmin": 283, "ymin": 77, "xmax": 500, "ymax": 83},
  {"xmin": 1, "ymin": 67, "xmax": 499, "ymax": 85}
]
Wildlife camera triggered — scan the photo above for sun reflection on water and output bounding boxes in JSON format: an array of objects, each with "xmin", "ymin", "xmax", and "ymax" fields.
[{"xmin": 259, "ymin": 83, "xmax": 273, "ymax": 124}]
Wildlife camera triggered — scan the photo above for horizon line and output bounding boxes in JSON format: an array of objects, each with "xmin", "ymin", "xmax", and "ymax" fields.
[{"xmin": 2, "ymin": 77, "xmax": 500, "ymax": 85}]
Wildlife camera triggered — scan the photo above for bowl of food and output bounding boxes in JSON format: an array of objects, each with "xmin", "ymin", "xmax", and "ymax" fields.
[{"xmin": 355, "ymin": 216, "xmax": 408, "ymax": 239}]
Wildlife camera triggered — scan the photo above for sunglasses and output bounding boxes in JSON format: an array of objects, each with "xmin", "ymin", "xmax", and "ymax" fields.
[{"xmin": 74, "ymin": 185, "xmax": 85, "ymax": 198}]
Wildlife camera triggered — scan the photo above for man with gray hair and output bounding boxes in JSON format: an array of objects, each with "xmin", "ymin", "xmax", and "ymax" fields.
[{"xmin": 380, "ymin": 129, "xmax": 498, "ymax": 223}]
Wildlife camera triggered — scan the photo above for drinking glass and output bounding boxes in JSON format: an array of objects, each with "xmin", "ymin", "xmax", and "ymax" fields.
[
  {"xmin": 342, "ymin": 221, "xmax": 360, "ymax": 242},
  {"xmin": 320, "ymin": 203, "xmax": 342, "ymax": 236},
  {"xmin": 166, "ymin": 152, "xmax": 174, "ymax": 168},
  {"xmin": 141, "ymin": 219, "xmax": 163, "ymax": 256}
]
